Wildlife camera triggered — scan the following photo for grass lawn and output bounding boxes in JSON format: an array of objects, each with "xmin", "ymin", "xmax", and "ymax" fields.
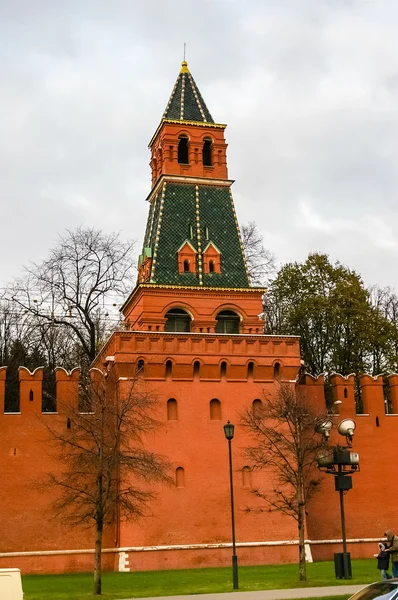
[{"xmin": 22, "ymin": 560, "xmax": 375, "ymax": 600}]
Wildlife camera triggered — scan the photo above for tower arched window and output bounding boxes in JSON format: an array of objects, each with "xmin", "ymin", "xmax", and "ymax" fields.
[
  {"xmin": 209, "ymin": 260, "xmax": 215, "ymax": 273},
  {"xmin": 178, "ymin": 135, "xmax": 189, "ymax": 164},
  {"xmin": 210, "ymin": 398, "xmax": 222, "ymax": 420},
  {"xmin": 273, "ymin": 362, "xmax": 280, "ymax": 379},
  {"xmin": 193, "ymin": 360, "xmax": 200, "ymax": 379},
  {"xmin": 164, "ymin": 308, "xmax": 191, "ymax": 332},
  {"xmin": 202, "ymin": 138, "xmax": 213, "ymax": 166},
  {"xmin": 165, "ymin": 360, "xmax": 172, "ymax": 379},
  {"xmin": 247, "ymin": 361, "xmax": 254, "ymax": 380},
  {"xmin": 137, "ymin": 359, "xmax": 145, "ymax": 376},
  {"xmin": 215, "ymin": 310, "xmax": 240, "ymax": 334},
  {"xmin": 183, "ymin": 259, "xmax": 190, "ymax": 273},
  {"xmin": 220, "ymin": 361, "xmax": 227, "ymax": 380}
]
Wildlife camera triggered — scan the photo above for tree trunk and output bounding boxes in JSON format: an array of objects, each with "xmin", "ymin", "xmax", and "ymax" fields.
[
  {"xmin": 297, "ymin": 478, "xmax": 307, "ymax": 581},
  {"xmin": 94, "ymin": 522, "xmax": 103, "ymax": 595}
]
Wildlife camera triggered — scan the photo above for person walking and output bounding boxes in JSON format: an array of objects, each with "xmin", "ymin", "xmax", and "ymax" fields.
[
  {"xmin": 374, "ymin": 542, "xmax": 392, "ymax": 580},
  {"xmin": 384, "ymin": 530, "xmax": 398, "ymax": 578}
]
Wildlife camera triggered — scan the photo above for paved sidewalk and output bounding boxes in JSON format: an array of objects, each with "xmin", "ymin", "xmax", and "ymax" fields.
[{"xmin": 127, "ymin": 584, "xmax": 363, "ymax": 600}]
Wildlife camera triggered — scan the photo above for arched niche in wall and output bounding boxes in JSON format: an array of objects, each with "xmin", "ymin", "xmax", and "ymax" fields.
[
  {"xmin": 247, "ymin": 361, "xmax": 254, "ymax": 381},
  {"xmin": 210, "ymin": 398, "xmax": 222, "ymax": 420},
  {"xmin": 252, "ymin": 398, "xmax": 263, "ymax": 417},
  {"xmin": 167, "ymin": 398, "xmax": 178, "ymax": 421},
  {"xmin": 193, "ymin": 360, "xmax": 200, "ymax": 380},
  {"xmin": 176, "ymin": 466, "xmax": 185, "ymax": 488},
  {"xmin": 165, "ymin": 360, "xmax": 173, "ymax": 379},
  {"xmin": 242, "ymin": 466, "xmax": 252, "ymax": 488}
]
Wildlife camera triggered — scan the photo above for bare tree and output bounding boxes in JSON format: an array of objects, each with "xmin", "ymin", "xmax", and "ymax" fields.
[
  {"xmin": 241, "ymin": 221, "xmax": 276, "ymax": 286},
  {"xmin": 241, "ymin": 383, "xmax": 327, "ymax": 581},
  {"xmin": 8, "ymin": 227, "xmax": 135, "ymax": 369},
  {"xmin": 43, "ymin": 368, "xmax": 170, "ymax": 595}
]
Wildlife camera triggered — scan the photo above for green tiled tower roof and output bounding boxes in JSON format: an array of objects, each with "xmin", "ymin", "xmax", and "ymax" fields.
[
  {"xmin": 162, "ymin": 62, "xmax": 214, "ymax": 123},
  {"xmin": 143, "ymin": 182, "xmax": 250, "ymax": 288}
]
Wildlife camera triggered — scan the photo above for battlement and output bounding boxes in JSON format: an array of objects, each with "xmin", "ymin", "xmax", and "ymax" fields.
[{"xmin": 298, "ymin": 371, "xmax": 398, "ymax": 420}]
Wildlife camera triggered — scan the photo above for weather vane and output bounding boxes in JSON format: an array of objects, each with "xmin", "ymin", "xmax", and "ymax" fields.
[{"xmin": 183, "ymin": 42, "xmax": 186, "ymax": 62}]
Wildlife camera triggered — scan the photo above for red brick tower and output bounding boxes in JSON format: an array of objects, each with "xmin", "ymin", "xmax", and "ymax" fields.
[{"xmin": 93, "ymin": 62, "xmax": 302, "ymax": 571}]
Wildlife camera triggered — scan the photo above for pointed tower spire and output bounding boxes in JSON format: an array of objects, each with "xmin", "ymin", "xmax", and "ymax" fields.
[{"xmin": 162, "ymin": 61, "xmax": 214, "ymax": 123}]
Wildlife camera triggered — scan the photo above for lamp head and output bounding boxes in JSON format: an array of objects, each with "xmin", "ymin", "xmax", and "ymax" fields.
[
  {"xmin": 315, "ymin": 419, "xmax": 333, "ymax": 441},
  {"xmin": 338, "ymin": 418, "xmax": 356, "ymax": 445},
  {"xmin": 224, "ymin": 421, "xmax": 235, "ymax": 441}
]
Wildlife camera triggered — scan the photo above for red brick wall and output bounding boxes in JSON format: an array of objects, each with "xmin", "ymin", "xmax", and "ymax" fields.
[{"xmin": 1, "ymin": 341, "xmax": 395, "ymax": 573}]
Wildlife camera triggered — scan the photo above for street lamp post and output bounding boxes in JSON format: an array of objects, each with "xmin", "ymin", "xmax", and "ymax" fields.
[
  {"xmin": 223, "ymin": 420, "xmax": 238, "ymax": 590},
  {"xmin": 316, "ymin": 418, "xmax": 359, "ymax": 580}
]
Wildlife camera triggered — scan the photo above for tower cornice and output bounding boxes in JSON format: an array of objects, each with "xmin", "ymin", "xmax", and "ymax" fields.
[
  {"xmin": 121, "ymin": 283, "xmax": 267, "ymax": 316},
  {"xmin": 146, "ymin": 174, "xmax": 234, "ymax": 204}
]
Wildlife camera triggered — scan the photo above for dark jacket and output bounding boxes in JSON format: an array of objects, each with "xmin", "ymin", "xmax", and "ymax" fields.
[
  {"xmin": 385, "ymin": 530, "xmax": 398, "ymax": 564},
  {"xmin": 377, "ymin": 549, "xmax": 390, "ymax": 571}
]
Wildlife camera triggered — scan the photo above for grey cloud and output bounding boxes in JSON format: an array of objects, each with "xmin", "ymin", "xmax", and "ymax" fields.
[{"xmin": 1, "ymin": 0, "xmax": 398, "ymax": 291}]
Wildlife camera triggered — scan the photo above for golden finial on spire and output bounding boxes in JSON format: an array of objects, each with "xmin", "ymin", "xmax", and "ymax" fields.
[{"xmin": 180, "ymin": 42, "xmax": 190, "ymax": 73}]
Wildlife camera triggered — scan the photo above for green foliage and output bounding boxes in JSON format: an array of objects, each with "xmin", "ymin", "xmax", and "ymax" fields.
[
  {"xmin": 264, "ymin": 252, "xmax": 395, "ymax": 375},
  {"xmin": 22, "ymin": 560, "xmax": 374, "ymax": 600}
]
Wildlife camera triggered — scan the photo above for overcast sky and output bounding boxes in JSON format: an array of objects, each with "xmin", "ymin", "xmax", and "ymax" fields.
[{"xmin": 1, "ymin": 0, "xmax": 398, "ymax": 294}]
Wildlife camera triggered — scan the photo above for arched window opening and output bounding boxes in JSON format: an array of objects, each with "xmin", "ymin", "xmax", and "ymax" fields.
[
  {"xmin": 137, "ymin": 359, "xmax": 145, "ymax": 376},
  {"xmin": 344, "ymin": 387, "xmax": 348, "ymax": 398},
  {"xmin": 183, "ymin": 259, "xmax": 190, "ymax": 273},
  {"xmin": 176, "ymin": 467, "xmax": 185, "ymax": 488},
  {"xmin": 167, "ymin": 398, "xmax": 178, "ymax": 420},
  {"xmin": 202, "ymin": 138, "xmax": 212, "ymax": 166},
  {"xmin": 193, "ymin": 360, "xmax": 200, "ymax": 379},
  {"xmin": 178, "ymin": 135, "xmax": 189, "ymax": 164},
  {"xmin": 273, "ymin": 362, "xmax": 280, "ymax": 379},
  {"xmin": 215, "ymin": 310, "xmax": 240, "ymax": 334},
  {"xmin": 66, "ymin": 418, "xmax": 71, "ymax": 429},
  {"xmin": 165, "ymin": 360, "xmax": 172, "ymax": 379},
  {"xmin": 164, "ymin": 308, "xmax": 191, "ymax": 332},
  {"xmin": 209, "ymin": 260, "xmax": 215, "ymax": 273},
  {"xmin": 210, "ymin": 398, "xmax": 222, "ymax": 420},
  {"xmin": 376, "ymin": 416, "xmax": 380, "ymax": 427},
  {"xmin": 29, "ymin": 389, "xmax": 34, "ymax": 402},
  {"xmin": 220, "ymin": 361, "xmax": 227, "ymax": 380},
  {"xmin": 252, "ymin": 399, "xmax": 263, "ymax": 417},
  {"xmin": 247, "ymin": 361, "xmax": 254, "ymax": 380},
  {"xmin": 242, "ymin": 466, "xmax": 251, "ymax": 487}
]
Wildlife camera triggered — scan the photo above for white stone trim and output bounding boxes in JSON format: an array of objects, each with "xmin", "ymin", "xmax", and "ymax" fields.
[{"xmin": 0, "ymin": 537, "xmax": 382, "ymax": 561}]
